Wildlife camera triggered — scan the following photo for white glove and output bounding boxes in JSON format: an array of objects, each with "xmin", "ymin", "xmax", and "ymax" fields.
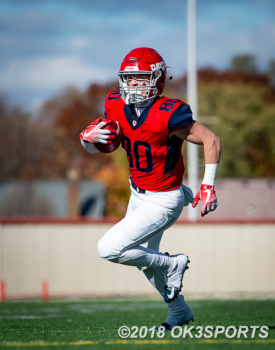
[{"xmin": 79, "ymin": 118, "xmax": 115, "ymax": 144}]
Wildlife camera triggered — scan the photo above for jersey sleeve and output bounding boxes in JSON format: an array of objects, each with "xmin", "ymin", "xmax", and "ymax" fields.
[
  {"xmin": 168, "ymin": 103, "xmax": 193, "ymax": 131},
  {"xmin": 104, "ymin": 90, "xmax": 122, "ymax": 118}
]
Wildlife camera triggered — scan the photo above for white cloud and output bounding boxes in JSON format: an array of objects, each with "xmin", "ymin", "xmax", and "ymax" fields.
[
  {"xmin": 197, "ymin": 18, "xmax": 275, "ymax": 70},
  {"xmin": 1, "ymin": 54, "xmax": 111, "ymax": 91},
  {"xmin": 1, "ymin": 0, "xmax": 275, "ymax": 112},
  {"xmin": 0, "ymin": 53, "xmax": 115, "ymax": 112}
]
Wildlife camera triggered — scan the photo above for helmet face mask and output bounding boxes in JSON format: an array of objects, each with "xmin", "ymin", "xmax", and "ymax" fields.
[
  {"xmin": 118, "ymin": 47, "xmax": 169, "ymax": 105},
  {"xmin": 119, "ymin": 71, "xmax": 162, "ymax": 104}
]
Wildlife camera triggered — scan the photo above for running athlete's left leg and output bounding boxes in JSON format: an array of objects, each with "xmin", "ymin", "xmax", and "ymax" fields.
[{"xmin": 97, "ymin": 200, "xmax": 178, "ymax": 267}]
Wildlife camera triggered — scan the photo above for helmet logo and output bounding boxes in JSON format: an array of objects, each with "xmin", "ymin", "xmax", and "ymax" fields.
[
  {"xmin": 129, "ymin": 57, "xmax": 137, "ymax": 61},
  {"xmin": 150, "ymin": 61, "xmax": 165, "ymax": 70}
]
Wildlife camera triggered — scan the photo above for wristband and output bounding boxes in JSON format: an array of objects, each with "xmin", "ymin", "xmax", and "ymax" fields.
[{"xmin": 202, "ymin": 163, "xmax": 219, "ymax": 186}]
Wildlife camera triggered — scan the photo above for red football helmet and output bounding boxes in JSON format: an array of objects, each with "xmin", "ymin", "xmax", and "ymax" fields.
[{"xmin": 118, "ymin": 47, "xmax": 170, "ymax": 105}]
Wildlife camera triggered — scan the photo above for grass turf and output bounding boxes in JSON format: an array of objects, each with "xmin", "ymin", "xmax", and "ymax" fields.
[{"xmin": 0, "ymin": 298, "xmax": 274, "ymax": 349}]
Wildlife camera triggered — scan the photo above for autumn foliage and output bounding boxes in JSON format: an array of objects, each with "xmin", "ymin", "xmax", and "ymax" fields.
[{"xmin": 1, "ymin": 67, "xmax": 275, "ymax": 216}]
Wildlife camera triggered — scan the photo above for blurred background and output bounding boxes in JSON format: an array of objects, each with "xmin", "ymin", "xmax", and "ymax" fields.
[
  {"xmin": 0, "ymin": 0, "xmax": 274, "ymax": 219},
  {"xmin": 0, "ymin": 0, "xmax": 274, "ymax": 299}
]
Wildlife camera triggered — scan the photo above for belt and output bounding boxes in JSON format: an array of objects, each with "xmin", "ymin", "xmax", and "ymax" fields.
[{"xmin": 130, "ymin": 177, "xmax": 146, "ymax": 194}]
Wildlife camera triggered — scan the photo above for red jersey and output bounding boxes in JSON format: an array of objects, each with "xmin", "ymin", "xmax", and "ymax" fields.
[{"xmin": 104, "ymin": 91, "xmax": 193, "ymax": 192}]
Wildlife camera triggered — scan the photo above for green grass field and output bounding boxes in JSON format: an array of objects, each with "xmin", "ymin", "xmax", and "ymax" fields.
[{"xmin": 0, "ymin": 298, "xmax": 274, "ymax": 349}]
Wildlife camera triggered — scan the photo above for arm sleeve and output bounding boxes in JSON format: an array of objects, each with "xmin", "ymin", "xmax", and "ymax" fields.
[{"xmin": 168, "ymin": 104, "xmax": 193, "ymax": 131}]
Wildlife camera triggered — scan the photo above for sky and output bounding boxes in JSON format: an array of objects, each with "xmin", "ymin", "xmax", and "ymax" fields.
[{"xmin": 1, "ymin": 0, "xmax": 275, "ymax": 113}]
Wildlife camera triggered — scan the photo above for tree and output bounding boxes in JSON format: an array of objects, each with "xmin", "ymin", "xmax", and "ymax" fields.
[
  {"xmin": 0, "ymin": 96, "xmax": 74, "ymax": 180},
  {"xmin": 230, "ymin": 54, "xmax": 258, "ymax": 73},
  {"xmin": 199, "ymin": 83, "xmax": 275, "ymax": 177},
  {"xmin": 267, "ymin": 59, "xmax": 275, "ymax": 87}
]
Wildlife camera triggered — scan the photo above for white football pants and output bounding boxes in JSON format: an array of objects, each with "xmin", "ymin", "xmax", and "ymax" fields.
[{"xmin": 98, "ymin": 181, "xmax": 192, "ymax": 299}]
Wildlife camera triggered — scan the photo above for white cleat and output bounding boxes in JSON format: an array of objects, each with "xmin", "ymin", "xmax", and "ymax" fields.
[{"xmin": 164, "ymin": 254, "xmax": 190, "ymax": 303}]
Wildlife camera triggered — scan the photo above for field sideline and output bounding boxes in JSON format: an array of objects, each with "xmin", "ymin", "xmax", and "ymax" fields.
[{"xmin": 0, "ymin": 298, "xmax": 274, "ymax": 349}]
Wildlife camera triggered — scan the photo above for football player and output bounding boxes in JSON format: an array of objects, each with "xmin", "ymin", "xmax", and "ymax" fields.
[{"xmin": 80, "ymin": 47, "xmax": 221, "ymax": 330}]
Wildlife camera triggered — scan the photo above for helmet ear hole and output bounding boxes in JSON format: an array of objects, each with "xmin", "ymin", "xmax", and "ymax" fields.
[
  {"xmin": 153, "ymin": 70, "xmax": 161, "ymax": 79},
  {"xmin": 155, "ymin": 69, "xmax": 167, "ymax": 95}
]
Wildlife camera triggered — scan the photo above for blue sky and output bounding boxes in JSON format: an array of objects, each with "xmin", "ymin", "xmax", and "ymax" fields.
[{"xmin": 1, "ymin": 0, "xmax": 275, "ymax": 113}]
